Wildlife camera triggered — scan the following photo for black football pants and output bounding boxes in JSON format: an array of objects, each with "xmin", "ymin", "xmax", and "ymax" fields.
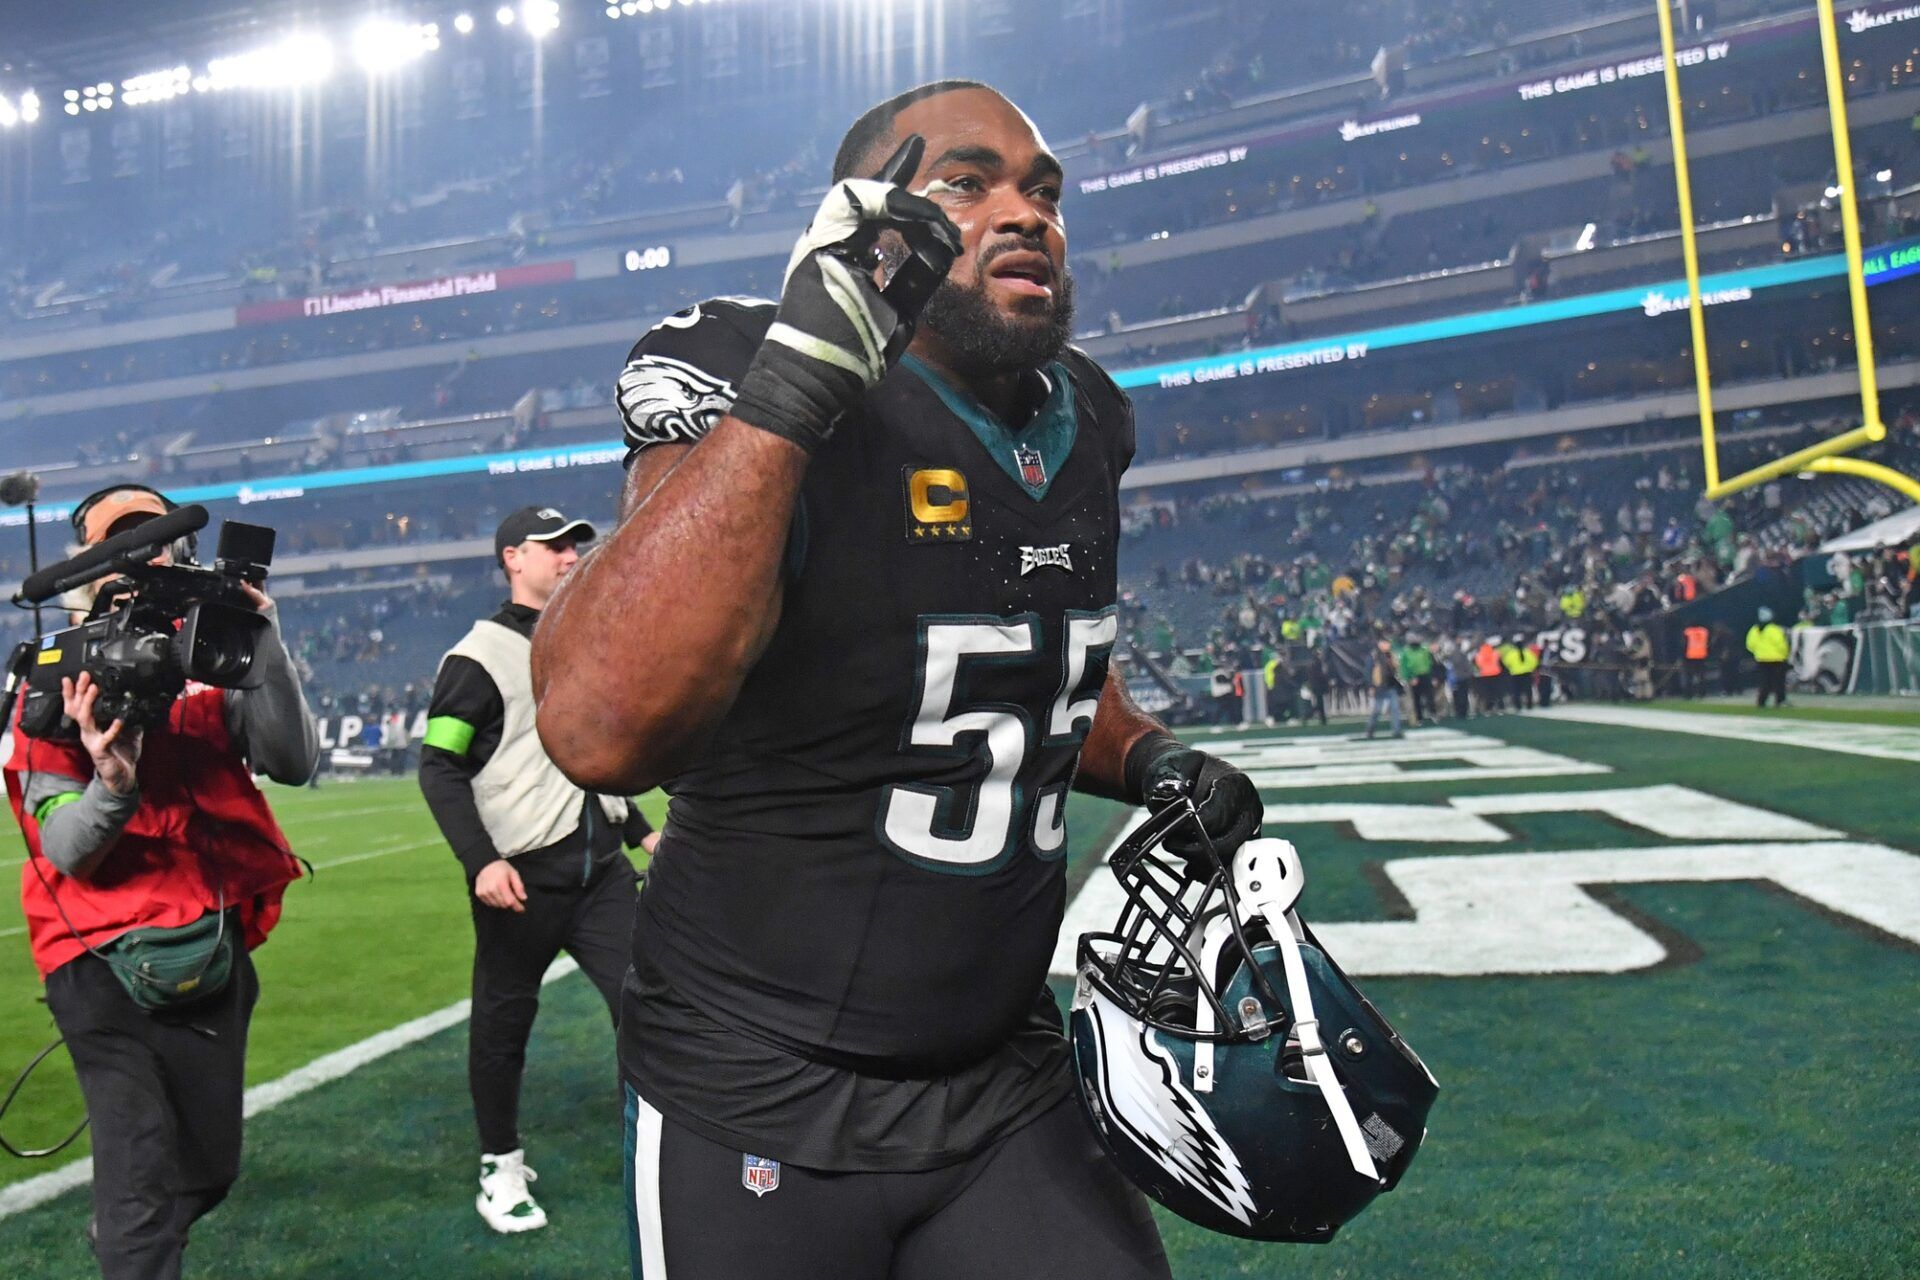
[
  {"xmin": 469, "ymin": 858, "xmax": 637, "ymax": 1154},
  {"xmin": 624, "ymin": 1087, "xmax": 1172, "ymax": 1280},
  {"xmin": 44, "ymin": 944, "xmax": 257, "ymax": 1280}
]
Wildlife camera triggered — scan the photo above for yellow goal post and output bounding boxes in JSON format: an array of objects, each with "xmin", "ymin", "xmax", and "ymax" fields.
[{"xmin": 1656, "ymin": 0, "xmax": 1920, "ymax": 505}]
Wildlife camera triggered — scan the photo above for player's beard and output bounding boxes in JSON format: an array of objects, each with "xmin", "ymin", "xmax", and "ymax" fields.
[{"xmin": 919, "ymin": 262, "xmax": 1076, "ymax": 377}]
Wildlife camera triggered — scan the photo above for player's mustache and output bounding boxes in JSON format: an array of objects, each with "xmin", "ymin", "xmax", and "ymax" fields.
[{"xmin": 977, "ymin": 237, "xmax": 1056, "ymax": 273}]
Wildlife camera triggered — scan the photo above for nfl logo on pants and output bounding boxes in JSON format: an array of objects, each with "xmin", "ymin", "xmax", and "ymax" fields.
[{"xmin": 742, "ymin": 1154, "xmax": 780, "ymax": 1197}]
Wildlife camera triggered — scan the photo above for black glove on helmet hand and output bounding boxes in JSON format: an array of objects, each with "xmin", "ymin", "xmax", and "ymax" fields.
[
  {"xmin": 1124, "ymin": 733, "xmax": 1265, "ymax": 871},
  {"xmin": 728, "ymin": 135, "xmax": 961, "ymax": 454}
]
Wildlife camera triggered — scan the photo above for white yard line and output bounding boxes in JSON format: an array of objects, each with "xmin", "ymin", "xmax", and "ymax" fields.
[
  {"xmin": 0, "ymin": 957, "xmax": 582, "ymax": 1221},
  {"xmin": 1533, "ymin": 704, "xmax": 1920, "ymax": 763},
  {"xmin": 308, "ymin": 839, "xmax": 440, "ymax": 871},
  {"xmin": 274, "ymin": 801, "xmax": 425, "ymax": 824}
]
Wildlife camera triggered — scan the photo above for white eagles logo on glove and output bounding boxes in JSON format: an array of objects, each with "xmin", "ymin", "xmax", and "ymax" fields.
[{"xmin": 616, "ymin": 354, "xmax": 739, "ymax": 449}]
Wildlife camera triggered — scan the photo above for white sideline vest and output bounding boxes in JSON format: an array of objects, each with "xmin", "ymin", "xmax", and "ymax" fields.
[{"xmin": 441, "ymin": 619, "xmax": 627, "ymax": 857}]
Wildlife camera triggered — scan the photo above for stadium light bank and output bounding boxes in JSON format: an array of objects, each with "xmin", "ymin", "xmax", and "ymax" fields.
[{"xmin": 10, "ymin": 0, "xmax": 733, "ymax": 125}]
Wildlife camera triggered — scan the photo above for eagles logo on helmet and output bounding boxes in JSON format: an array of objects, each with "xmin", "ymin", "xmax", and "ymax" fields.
[{"xmin": 1070, "ymin": 779, "xmax": 1439, "ymax": 1243}]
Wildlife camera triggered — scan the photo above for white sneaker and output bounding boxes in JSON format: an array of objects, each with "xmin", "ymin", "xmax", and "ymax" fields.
[{"xmin": 476, "ymin": 1149, "xmax": 548, "ymax": 1234}]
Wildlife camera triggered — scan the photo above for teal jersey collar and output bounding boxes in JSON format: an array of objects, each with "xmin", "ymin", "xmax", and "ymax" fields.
[{"xmin": 900, "ymin": 353, "xmax": 1077, "ymax": 501}]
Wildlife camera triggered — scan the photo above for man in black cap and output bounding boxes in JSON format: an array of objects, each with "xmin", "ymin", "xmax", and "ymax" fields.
[{"xmin": 419, "ymin": 506, "xmax": 657, "ymax": 1233}]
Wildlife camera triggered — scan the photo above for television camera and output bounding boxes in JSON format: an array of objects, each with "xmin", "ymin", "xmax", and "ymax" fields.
[{"xmin": 7, "ymin": 505, "xmax": 277, "ymax": 739}]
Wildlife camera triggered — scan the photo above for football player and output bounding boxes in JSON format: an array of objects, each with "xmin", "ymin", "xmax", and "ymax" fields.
[{"xmin": 532, "ymin": 80, "xmax": 1263, "ymax": 1279}]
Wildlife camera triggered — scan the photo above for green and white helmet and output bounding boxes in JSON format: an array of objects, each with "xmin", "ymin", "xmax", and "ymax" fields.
[{"xmin": 1070, "ymin": 789, "xmax": 1439, "ymax": 1243}]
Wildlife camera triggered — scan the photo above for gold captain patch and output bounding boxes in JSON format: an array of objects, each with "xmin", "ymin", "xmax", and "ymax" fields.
[{"xmin": 904, "ymin": 467, "xmax": 972, "ymax": 542}]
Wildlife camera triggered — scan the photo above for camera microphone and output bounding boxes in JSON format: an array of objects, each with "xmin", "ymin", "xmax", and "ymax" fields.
[
  {"xmin": 0, "ymin": 472, "xmax": 39, "ymax": 507},
  {"xmin": 16, "ymin": 504, "xmax": 209, "ymax": 605}
]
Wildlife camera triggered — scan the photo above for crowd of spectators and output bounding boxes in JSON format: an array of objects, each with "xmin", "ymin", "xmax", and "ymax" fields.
[{"xmin": 1117, "ymin": 408, "xmax": 1920, "ymax": 706}]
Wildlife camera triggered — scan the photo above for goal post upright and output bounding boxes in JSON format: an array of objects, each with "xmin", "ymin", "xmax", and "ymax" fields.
[
  {"xmin": 1658, "ymin": 0, "xmax": 1911, "ymax": 504},
  {"xmin": 1655, "ymin": 0, "xmax": 1721, "ymax": 493}
]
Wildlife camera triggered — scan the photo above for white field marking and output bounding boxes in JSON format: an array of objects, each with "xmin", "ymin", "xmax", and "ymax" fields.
[
  {"xmin": 273, "ymin": 801, "xmax": 426, "ymax": 824},
  {"xmin": 1207, "ymin": 726, "xmax": 1610, "ymax": 789},
  {"xmin": 1049, "ymin": 811, "xmax": 1149, "ymax": 978},
  {"xmin": 1265, "ymin": 786, "xmax": 1835, "ymax": 844},
  {"xmin": 0, "ymin": 843, "xmax": 437, "ymax": 939},
  {"xmin": 1208, "ymin": 727, "xmax": 1564, "ymax": 766},
  {"xmin": 1053, "ymin": 841, "xmax": 1920, "ymax": 978},
  {"xmin": 0, "ymin": 801, "xmax": 426, "ymax": 868},
  {"xmin": 1451, "ymin": 784, "xmax": 1840, "ymax": 841},
  {"xmin": 1316, "ymin": 842, "xmax": 1920, "ymax": 975},
  {"xmin": 1264, "ymin": 803, "xmax": 1509, "ymax": 843},
  {"xmin": 272, "ymin": 802, "xmax": 426, "ymax": 821},
  {"xmin": 307, "ymin": 839, "xmax": 441, "ymax": 871},
  {"xmin": 0, "ymin": 957, "xmax": 583, "ymax": 1221},
  {"xmin": 1244, "ymin": 756, "xmax": 1610, "ymax": 789},
  {"xmin": 1533, "ymin": 704, "xmax": 1920, "ymax": 763}
]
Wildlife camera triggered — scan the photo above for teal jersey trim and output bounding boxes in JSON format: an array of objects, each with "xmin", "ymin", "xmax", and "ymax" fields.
[{"xmin": 900, "ymin": 354, "xmax": 1078, "ymax": 501}]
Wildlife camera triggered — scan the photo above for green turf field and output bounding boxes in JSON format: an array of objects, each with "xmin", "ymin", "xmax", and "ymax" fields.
[{"xmin": 2, "ymin": 716, "xmax": 1917, "ymax": 1279}]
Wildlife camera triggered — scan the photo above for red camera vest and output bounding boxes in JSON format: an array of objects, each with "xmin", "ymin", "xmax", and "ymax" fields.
[{"xmin": 5, "ymin": 682, "xmax": 302, "ymax": 980}]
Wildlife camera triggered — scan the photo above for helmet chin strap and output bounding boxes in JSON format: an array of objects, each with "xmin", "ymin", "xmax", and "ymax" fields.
[{"xmin": 1218, "ymin": 839, "xmax": 1381, "ymax": 1182}]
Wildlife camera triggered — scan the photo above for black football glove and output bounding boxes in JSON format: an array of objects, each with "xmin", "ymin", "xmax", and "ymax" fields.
[
  {"xmin": 728, "ymin": 135, "xmax": 961, "ymax": 454},
  {"xmin": 1126, "ymin": 734, "xmax": 1264, "ymax": 871}
]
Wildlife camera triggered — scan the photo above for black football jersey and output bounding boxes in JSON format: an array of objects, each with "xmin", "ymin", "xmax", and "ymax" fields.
[{"xmin": 613, "ymin": 298, "xmax": 1134, "ymax": 1167}]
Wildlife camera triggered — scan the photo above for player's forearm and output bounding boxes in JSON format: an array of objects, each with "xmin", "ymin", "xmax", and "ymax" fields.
[
  {"xmin": 1074, "ymin": 671, "xmax": 1171, "ymax": 802},
  {"xmin": 533, "ymin": 418, "xmax": 805, "ymax": 792}
]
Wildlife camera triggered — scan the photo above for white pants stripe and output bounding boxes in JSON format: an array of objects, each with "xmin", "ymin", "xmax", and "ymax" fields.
[{"xmin": 631, "ymin": 1091, "xmax": 668, "ymax": 1280}]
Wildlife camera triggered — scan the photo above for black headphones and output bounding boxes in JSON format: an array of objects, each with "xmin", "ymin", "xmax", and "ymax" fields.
[{"xmin": 68, "ymin": 483, "xmax": 198, "ymax": 563}]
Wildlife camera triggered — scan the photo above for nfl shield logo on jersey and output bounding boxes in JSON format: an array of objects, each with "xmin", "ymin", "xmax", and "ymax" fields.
[
  {"xmin": 741, "ymin": 1154, "xmax": 780, "ymax": 1197},
  {"xmin": 1014, "ymin": 445, "xmax": 1047, "ymax": 488}
]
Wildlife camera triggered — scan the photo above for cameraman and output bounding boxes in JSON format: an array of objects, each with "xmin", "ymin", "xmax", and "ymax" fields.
[{"xmin": 2, "ymin": 485, "xmax": 317, "ymax": 1280}]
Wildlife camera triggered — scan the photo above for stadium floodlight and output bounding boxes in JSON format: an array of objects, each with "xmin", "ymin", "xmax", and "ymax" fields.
[
  {"xmin": 205, "ymin": 33, "xmax": 335, "ymax": 91},
  {"xmin": 83, "ymin": 98, "xmax": 99, "ymax": 111},
  {"xmin": 19, "ymin": 91, "xmax": 38, "ymax": 122},
  {"xmin": 0, "ymin": 100, "xmax": 17, "ymax": 129},
  {"xmin": 521, "ymin": 0, "xmax": 560, "ymax": 35},
  {"xmin": 64, "ymin": 102, "xmax": 79, "ymax": 115},
  {"xmin": 606, "ymin": 4, "xmax": 621, "ymax": 16},
  {"xmin": 454, "ymin": 12, "xmax": 476, "ymax": 33},
  {"xmin": 495, "ymin": 5, "xmax": 516, "ymax": 25},
  {"xmin": 64, "ymin": 89, "xmax": 78, "ymax": 101},
  {"xmin": 121, "ymin": 66, "xmax": 192, "ymax": 106},
  {"xmin": 353, "ymin": 19, "xmax": 441, "ymax": 74}
]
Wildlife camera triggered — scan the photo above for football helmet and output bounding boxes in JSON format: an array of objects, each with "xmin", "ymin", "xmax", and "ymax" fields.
[{"xmin": 1069, "ymin": 783, "xmax": 1439, "ymax": 1242}]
